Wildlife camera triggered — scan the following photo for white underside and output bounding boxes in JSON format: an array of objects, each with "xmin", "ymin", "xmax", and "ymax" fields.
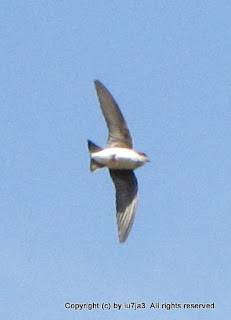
[{"xmin": 91, "ymin": 147, "xmax": 147, "ymax": 170}]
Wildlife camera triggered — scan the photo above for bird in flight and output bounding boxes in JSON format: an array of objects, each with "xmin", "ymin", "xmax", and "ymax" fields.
[{"xmin": 87, "ymin": 80, "xmax": 149, "ymax": 243}]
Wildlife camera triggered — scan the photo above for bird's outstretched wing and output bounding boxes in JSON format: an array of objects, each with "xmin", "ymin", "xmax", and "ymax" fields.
[
  {"xmin": 109, "ymin": 169, "xmax": 138, "ymax": 243},
  {"xmin": 94, "ymin": 80, "xmax": 133, "ymax": 148}
]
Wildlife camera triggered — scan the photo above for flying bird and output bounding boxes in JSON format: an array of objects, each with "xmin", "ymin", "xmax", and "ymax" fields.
[{"xmin": 87, "ymin": 80, "xmax": 149, "ymax": 243}]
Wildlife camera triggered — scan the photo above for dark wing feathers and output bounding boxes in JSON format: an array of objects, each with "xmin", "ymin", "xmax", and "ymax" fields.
[
  {"xmin": 109, "ymin": 170, "xmax": 138, "ymax": 243},
  {"xmin": 94, "ymin": 80, "xmax": 133, "ymax": 148}
]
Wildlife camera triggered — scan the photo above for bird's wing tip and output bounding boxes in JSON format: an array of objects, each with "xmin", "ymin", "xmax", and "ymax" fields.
[{"xmin": 94, "ymin": 79, "xmax": 102, "ymax": 87}]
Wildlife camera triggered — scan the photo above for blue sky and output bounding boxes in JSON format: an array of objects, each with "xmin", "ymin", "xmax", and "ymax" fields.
[{"xmin": 1, "ymin": 1, "xmax": 230, "ymax": 319}]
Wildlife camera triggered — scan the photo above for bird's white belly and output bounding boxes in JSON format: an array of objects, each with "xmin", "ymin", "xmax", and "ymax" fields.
[{"xmin": 92, "ymin": 148, "xmax": 144, "ymax": 170}]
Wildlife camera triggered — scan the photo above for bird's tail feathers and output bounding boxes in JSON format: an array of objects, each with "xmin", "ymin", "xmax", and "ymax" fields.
[
  {"xmin": 87, "ymin": 140, "xmax": 105, "ymax": 172},
  {"xmin": 87, "ymin": 140, "xmax": 102, "ymax": 153},
  {"xmin": 90, "ymin": 159, "xmax": 105, "ymax": 172}
]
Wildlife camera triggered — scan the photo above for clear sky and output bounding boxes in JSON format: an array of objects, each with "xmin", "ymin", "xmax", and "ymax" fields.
[{"xmin": 1, "ymin": 1, "xmax": 230, "ymax": 319}]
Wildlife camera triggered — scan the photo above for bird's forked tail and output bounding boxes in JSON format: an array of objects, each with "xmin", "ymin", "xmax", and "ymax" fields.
[{"xmin": 87, "ymin": 140, "xmax": 105, "ymax": 172}]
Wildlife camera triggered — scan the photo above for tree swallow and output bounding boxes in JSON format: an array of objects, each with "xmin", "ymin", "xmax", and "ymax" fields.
[{"xmin": 87, "ymin": 80, "xmax": 149, "ymax": 243}]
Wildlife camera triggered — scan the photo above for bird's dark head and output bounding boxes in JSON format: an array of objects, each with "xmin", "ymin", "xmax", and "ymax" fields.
[{"xmin": 138, "ymin": 152, "xmax": 150, "ymax": 163}]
